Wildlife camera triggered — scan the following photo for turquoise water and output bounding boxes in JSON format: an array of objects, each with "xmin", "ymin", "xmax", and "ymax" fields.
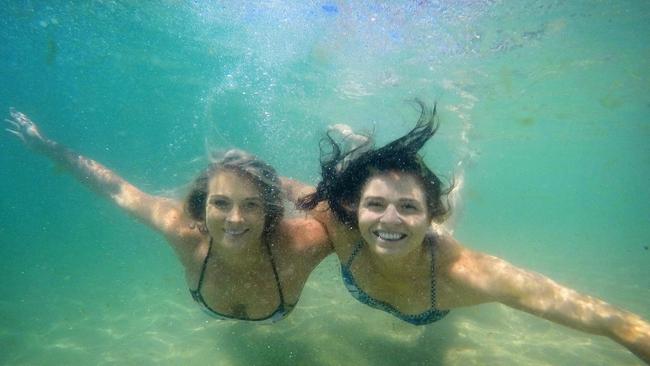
[{"xmin": 1, "ymin": 1, "xmax": 649, "ymax": 365}]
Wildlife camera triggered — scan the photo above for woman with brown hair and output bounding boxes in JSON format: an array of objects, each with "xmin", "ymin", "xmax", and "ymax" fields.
[{"xmin": 6, "ymin": 109, "xmax": 332, "ymax": 323}]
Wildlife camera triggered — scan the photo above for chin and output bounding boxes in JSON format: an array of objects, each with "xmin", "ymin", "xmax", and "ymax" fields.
[
  {"xmin": 221, "ymin": 236, "xmax": 253, "ymax": 250},
  {"xmin": 370, "ymin": 241, "xmax": 409, "ymax": 257}
]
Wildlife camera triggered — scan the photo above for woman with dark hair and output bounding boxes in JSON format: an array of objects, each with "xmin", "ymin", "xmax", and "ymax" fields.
[
  {"xmin": 6, "ymin": 109, "xmax": 332, "ymax": 323},
  {"xmin": 287, "ymin": 101, "xmax": 650, "ymax": 362}
]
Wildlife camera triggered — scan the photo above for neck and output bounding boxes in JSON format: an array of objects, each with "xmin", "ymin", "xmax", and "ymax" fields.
[{"xmin": 211, "ymin": 237, "xmax": 270, "ymax": 271}]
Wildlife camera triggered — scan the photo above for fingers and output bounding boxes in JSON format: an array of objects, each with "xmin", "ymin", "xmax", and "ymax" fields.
[
  {"xmin": 4, "ymin": 117, "xmax": 20, "ymax": 130},
  {"xmin": 9, "ymin": 108, "xmax": 23, "ymax": 120},
  {"xmin": 6, "ymin": 108, "xmax": 35, "ymax": 135},
  {"xmin": 5, "ymin": 128, "xmax": 26, "ymax": 142},
  {"xmin": 5, "ymin": 108, "xmax": 29, "ymax": 143},
  {"xmin": 8, "ymin": 108, "xmax": 31, "ymax": 126}
]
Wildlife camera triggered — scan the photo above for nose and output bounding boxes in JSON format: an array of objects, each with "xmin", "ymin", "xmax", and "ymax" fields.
[
  {"xmin": 379, "ymin": 204, "xmax": 402, "ymax": 224},
  {"xmin": 226, "ymin": 205, "xmax": 243, "ymax": 224}
]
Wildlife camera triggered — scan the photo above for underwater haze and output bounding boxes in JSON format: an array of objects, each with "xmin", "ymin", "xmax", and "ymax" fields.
[{"xmin": 1, "ymin": 1, "xmax": 649, "ymax": 365}]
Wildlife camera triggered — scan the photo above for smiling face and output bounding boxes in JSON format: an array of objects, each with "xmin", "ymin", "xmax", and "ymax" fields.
[
  {"xmin": 205, "ymin": 170, "xmax": 266, "ymax": 251},
  {"xmin": 357, "ymin": 171, "xmax": 431, "ymax": 258}
]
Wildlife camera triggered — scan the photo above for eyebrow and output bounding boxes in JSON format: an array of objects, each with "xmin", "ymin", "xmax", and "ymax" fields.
[
  {"xmin": 363, "ymin": 195, "xmax": 420, "ymax": 202},
  {"xmin": 208, "ymin": 194, "xmax": 263, "ymax": 202},
  {"xmin": 399, "ymin": 198, "xmax": 421, "ymax": 203},
  {"xmin": 398, "ymin": 198, "xmax": 424, "ymax": 208},
  {"xmin": 362, "ymin": 196, "xmax": 385, "ymax": 201}
]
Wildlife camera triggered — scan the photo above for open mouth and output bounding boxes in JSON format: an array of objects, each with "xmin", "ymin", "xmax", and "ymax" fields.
[
  {"xmin": 224, "ymin": 228, "xmax": 249, "ymax": 236},
  {"xmin": 373, "ymin": 230, "xmax": 406, "ymax": 242}
]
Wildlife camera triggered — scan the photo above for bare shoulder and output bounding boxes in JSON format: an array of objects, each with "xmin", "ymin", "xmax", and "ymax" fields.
[
  {"xmin": 305, "ymin": 201, "xmax": 335, "ymax": 226},
  {"xmin": 157, "ymin": 200, "xmax": 207, "ymax": 255},
  {"xmin": 295, "ymin": 203, "xmax": 357, "ymax": 258},
  {"xmin": 434, "ymin": 235, "xmax": 475, "ymax": 283},
  {"xmin": 435, "ymin": 235, "xmax": 498, "ymax": 276},
  {"xmin": 154, "ymin": 199, "xmax": 199, "ymax": 237},
  {"xmin": 129, "ymin": 192, "xmax": 195, "ymax": 237},
  {"xmin": 434, "ymin": 235, "xmax": 514, "ymax": 307},
  {"xmin": 298, "ymin": 200, "xmax": 348, "ymax": 239},
  {"xmin": 278, "ymin": 218, "xmax": 332, "ymax": 256}
]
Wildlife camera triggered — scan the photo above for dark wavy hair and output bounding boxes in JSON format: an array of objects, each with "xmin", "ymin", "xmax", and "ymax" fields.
[
  {"xmin": 298, "ymin": 100, "xmax": 451, "ymax": 227},
  {"xmin": 185, "ymin": 149, "xmax": 284, "ymax": 236}
]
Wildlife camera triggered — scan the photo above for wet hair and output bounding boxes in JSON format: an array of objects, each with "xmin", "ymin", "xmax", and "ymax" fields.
[
  {"xmin": 185, "ymin": 149, "xmax": 283, "ymax": 236},
  {"xmin": 298, "ymin": 100, "xmax": 451, "ymax": 227}
]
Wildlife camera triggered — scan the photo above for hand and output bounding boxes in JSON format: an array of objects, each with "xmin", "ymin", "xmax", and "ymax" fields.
[
  {"xmin": 328, "ymin": 123, "xmax": 369, "ymax": 150},
  {"xmin": 5, "ymin": 108, "xmax": 48, "ymax": 150},
  {"xmin": 327, "ymin": 123, "xmax": 371, "ymax": 172}
]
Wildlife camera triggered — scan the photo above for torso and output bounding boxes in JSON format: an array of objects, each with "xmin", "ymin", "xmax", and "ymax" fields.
[
  {"xmin": 324, "ymin": 210, "xmax": 450, "ymax": 319},
  {"xmin": 317, "ymin": 206, "xmax": 504, "ymax": 313},
  {"xmin": 168, "ymin": 217, "xmax": 331, "ymax": 320}
]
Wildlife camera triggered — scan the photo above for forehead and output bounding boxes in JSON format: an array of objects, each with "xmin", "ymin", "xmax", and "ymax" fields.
[
  {"xmin": 361, "ymin": 172, "xmax": 425, "ymax": 200},
  {"xmin": 208, "ymin": 170, "xmax": 261, "ymax": 198}
]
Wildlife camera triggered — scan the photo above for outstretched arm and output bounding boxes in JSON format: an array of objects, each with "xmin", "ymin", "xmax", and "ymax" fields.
[
  {"xmin": 6, "ymin": 109, "xmax": 190, "ymax": 238},
  {"xmin": 444, "ymin": 242, "xmax": 650, "ymax": 363}
]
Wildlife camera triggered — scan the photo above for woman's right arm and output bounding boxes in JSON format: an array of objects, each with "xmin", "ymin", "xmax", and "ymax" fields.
[{"xmin": 6, "ymin": 109, "xmax": 191, "ymax": 238}]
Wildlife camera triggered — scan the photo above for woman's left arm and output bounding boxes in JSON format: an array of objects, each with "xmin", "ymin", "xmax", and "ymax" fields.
[
  {"xmin": 286, "ymin": 217, "xmax": 333, "ymax": 260},
  {"xmin": 446, "ymin": 245, "xmax": 650, "ymax": 363},
  {"xmin": 280, "ymin": 177, "xmax": 315, "ymax": 204}
]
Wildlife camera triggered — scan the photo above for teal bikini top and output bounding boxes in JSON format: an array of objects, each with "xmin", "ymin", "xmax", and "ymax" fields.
[{"xmin": 340, "ymin": 236, "xmax": 449, "ymax": 325}]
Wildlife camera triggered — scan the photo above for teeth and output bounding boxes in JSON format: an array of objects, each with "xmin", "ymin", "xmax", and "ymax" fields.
[
  {"xmin": 374, "ymin": 230, "xmax": 406, "ymax": 241},
  {"xmin": 225, "ymin": 228, "xmax": 247, "ymax": 236}
]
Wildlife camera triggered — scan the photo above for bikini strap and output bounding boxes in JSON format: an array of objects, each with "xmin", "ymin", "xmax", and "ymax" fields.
[
  {"xmin": 264, "ymin": 241, "xmax": 287, "ymax": 306},
  {"xmin": 193, "ymin": 236, "xmax": 214, "ymax": 294},
  {"xmin": 428, "ymin": 235, "xmax": 438, "ymax": 307},
  {"xmin": 344, "ymin": 239, "xmax": 364, "ymax": 267}
]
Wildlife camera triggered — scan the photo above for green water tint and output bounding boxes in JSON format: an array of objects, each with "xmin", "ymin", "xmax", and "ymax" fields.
[{"xmin": 1, "ymin": 1, "xmax": 648, "ymax": 365}]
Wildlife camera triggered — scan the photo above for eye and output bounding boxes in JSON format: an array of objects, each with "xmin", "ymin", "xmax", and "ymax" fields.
[
  {"xmin": 364, "ymin": 199, "xmax": 385, "ymax": 210},
  {"xmin": 211, "ymin": 198, "xmax": 230, "ymax": 209},
  {"xmin": 399, "ymin": 201, "xmax": 421, "ymax": 213},
  {"xmin": 242, "ymin": 201, "xmax": 262, "ymax": 211}
]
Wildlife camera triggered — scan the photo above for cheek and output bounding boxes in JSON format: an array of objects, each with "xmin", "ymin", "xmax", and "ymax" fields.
[
  {"xmin": 204, "ymin": 210, "xmax": 220, "ymax": 229},
  {"xmin": 357, "ymin": 210, "xmax": 381, "ymax": 238},
  {"xmin": 357, "ymin": 209, "xmax": 373, "ymax": 227},
  {"xmin": 247, "ymin": 211, "xmax": 266, "ymax": 229},
  {"xmin": 205, "ymin": 208, "xmax": 230, "ymax": 231},
  {"xmin": 410, "ymin": 215, "xmax": 430, "ymax": 233},
  {"xmin": 254, "ymin": 215, "xmax": 266, "ymax": 228},
  {"xmin": 205, "ymin": 206, "xmax": 223, "ymax": 220}
]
